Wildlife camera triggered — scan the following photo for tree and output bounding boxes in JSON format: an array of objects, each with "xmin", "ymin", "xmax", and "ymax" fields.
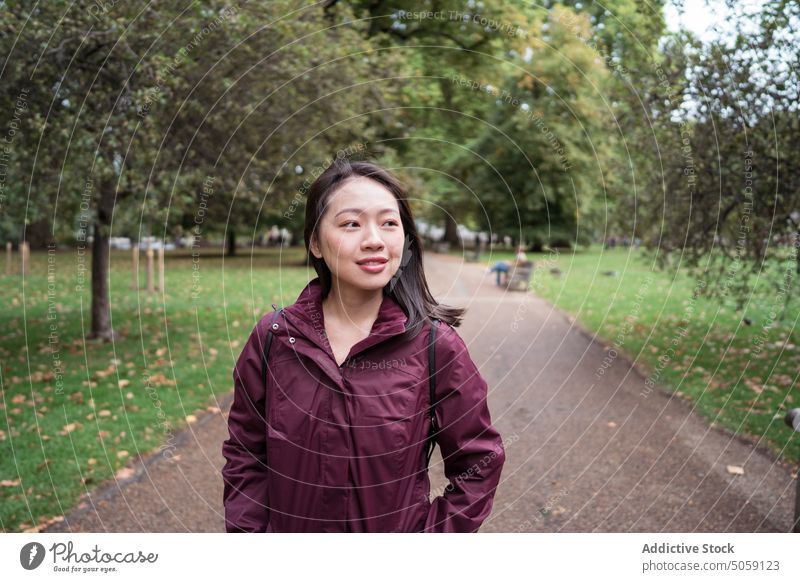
[
  {"xmin": 441, "ymin": 5, "xmax": 616, "ymax": 250},
  {"xmin": 149, "ymin": 1, "xmax": 393, "ymax": 257},
  {"xmin": 2, "ymin": 2, "xmax": 181, "ymax": 339},
  {"xmin": 629, "ymin": 0, "xmax": 799, "ymax": 311},
  {"xmin": 323, "ymin": 0, "xmax": 541, "ymax": 245},
  {"xmin": 1, "ymin": 0, "xmax": 398, "ymax": 341}
]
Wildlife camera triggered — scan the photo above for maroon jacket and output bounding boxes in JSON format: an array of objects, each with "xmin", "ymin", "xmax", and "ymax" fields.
[{"xmin": 221, "ymin": 277, "xmax": 505, "ymax": 532}]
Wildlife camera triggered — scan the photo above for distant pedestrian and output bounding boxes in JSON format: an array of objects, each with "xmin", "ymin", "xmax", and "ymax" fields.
[{"xmin": 487, "ymin": 245, "xmax": 527, "ymax": 286}]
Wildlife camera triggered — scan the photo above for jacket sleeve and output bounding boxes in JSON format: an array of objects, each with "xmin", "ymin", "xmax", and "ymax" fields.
[
  {"xmin": 422, "ymin": 324, "xmax": 506, "ymax": 533},
  {"xmin": 221, "ymin": 321, "xmax": 271, "ymax": 532}
]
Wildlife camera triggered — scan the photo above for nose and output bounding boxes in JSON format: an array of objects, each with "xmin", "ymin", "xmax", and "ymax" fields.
[{"xmin": 361, "ymin": 221, "xmax": 385, "ymax": 251}]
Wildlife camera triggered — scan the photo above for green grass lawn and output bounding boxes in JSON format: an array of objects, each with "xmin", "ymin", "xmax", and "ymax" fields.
[
  {"xmin": 478, "ymin": 244, "xmax": 799, "ymax": 466},
  {"xmin": 0, "ymin": 246, "xmax": 312, "ymax": 532}
]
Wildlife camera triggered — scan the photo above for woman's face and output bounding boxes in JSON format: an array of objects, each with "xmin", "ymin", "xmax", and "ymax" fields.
[{"xmin": 310, "ymin": 176, "xmax": 406, "ymax": 293}]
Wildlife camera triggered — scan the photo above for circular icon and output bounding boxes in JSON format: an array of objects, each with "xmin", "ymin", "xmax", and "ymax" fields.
[{"xmin": 20, "ymin": 542, "xmax": 46, "ymax": 570}]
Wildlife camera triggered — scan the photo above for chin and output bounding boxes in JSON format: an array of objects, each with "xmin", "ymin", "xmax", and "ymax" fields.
[
  {"xmin": 342, "ymin": 268, "xmax": 395, "ymax": 291},
  {"xmin": 358, "ymin": 276, "xmax": 392, "ymax": 291}
]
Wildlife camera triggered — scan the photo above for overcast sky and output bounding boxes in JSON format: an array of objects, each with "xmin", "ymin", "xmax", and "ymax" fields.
[{"xmin": 663, "ymin": 0, "xmax": 767, "ymax": 43}]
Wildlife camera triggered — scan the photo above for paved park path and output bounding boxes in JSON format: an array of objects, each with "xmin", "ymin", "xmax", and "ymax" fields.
[{"xmin": 47, "ymin": 252, "xmax": 797, "ymax": 532}]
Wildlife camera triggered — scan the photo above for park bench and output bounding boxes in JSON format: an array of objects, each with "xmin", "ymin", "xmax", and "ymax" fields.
[
  {"xmin": 465, "ymin": 248, "xmax": 481, "ymax": 262},
  {"xmin": 505, "ymin": 260, "xmax": 534, "ymax": 291}
]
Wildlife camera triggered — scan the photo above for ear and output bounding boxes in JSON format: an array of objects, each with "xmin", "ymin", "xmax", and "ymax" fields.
[{"xmin": 309, "ymin": 236, "xmax": 323, "ymax": 259}]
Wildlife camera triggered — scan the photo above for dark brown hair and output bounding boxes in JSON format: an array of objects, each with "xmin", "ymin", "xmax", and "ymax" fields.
[{"xmin": 304, "ymin": 157, "xmax": 465, "ymax": 338}]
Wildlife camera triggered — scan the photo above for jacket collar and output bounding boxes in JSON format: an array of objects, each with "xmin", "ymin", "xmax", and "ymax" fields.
[{"xmin": 280, "ymin": 277, "xmax": 409, "ymax": 362}]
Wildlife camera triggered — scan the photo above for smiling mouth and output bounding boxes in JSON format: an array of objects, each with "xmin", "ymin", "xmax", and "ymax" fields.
[
  {"xmin": 357, "ymin": 259, "xmax": 388, "ymax": 272},
  {"xmin": 356, "ymin": 257, "xmax": 389, "ymax": 265}
]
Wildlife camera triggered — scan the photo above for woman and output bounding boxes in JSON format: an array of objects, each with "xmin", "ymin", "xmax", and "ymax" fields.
[
  {"xmin": 221, "ymin": 158, "xmax": 505, "ymax": 533},
  {"xmin": 487, "ymin": 245, "xmax": 528, "ymax": 286}
]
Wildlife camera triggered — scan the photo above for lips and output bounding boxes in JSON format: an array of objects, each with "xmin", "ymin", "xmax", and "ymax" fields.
[{"xmin": 356, "ymin": 257, "xmax": 388, "ymax": 265}]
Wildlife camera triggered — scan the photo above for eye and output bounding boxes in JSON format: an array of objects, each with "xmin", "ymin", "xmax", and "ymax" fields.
[{"xmin": 341, "ymin": 219, "xmax": 399, "ymax": 228}]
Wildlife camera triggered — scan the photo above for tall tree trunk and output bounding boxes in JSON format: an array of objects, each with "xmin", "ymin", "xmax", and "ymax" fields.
[
  {"xmin": 227, "ymin": 229, "xmax": 237, "ymax": 257},
  {"xmin": 89, "ymin": 183, "xmax": 115, "ymax": 341},
  {"xmin": 443, "ymin": 208, "xmax": 459, "ymax": 246},
  {"xmin": 24, "ymin": 217, "xmax": 53, "ymax": 249}
]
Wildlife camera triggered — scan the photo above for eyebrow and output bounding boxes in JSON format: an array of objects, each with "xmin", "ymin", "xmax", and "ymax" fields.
[{"xmin": 334, "ymin": 207, "xmax": 399, "ymax": 218}]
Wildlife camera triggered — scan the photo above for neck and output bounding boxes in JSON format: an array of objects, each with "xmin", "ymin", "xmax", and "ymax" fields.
[{"xmin": 323, "ymin": 279, "xmax": 384, "ymax": 331}]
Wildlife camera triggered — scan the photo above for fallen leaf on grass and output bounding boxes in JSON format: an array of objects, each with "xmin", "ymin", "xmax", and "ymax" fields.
[
  {"xmin": 95, "ymin": 364, "xmax": 116, "ymax": 378},
  {"xmin": 29, "ymin": 371, "xmax": 54, "ymax": 382},
  {"xmin": 59, "ymin": 422, "xmax": 82, "ymax": 435},
  {"xmin": 1, "ymin": 479, "xmax": 21, "ymax": 487},
  {"xmin": 726, "ymin": 465, "xmax": 745, "ymax": 475},
  {"xmin": 22, "ymin": 515, "xmax": 63, "ymax": 533},
  {"xmin": 148, "ymin": 373, "xmax": 175, "ymax": 386},
  {"xmin": 185, "ymin": 415, "xmax": 197, "ymax": 424},
  {"xmin": 745, "ymin": 379, "xmax": 764, "ymax": 394}
]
